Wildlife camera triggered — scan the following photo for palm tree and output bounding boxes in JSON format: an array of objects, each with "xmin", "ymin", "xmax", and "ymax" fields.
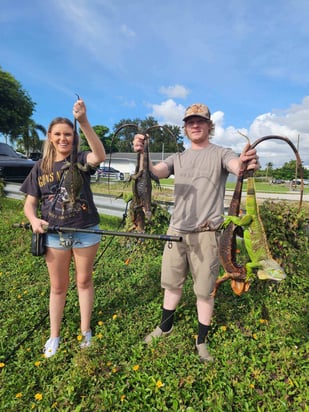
[
  {"xmin": 265, "ymin": 162, "xmax": 273, "ymax": 181},
  {"xmin": 17, "ymin": 119, "xmax": 46, "ymax": 157}
]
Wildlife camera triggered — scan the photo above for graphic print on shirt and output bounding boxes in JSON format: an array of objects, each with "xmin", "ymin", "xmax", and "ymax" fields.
[{"xmin": 46, "ymin": 169, "xmax": 90, "ymax": 221}]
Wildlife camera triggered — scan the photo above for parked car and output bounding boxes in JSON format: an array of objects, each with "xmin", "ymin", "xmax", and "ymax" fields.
[
  {"xmin": 29, "ymin": 152, "xmax": 42, "ymax": 161},
  {"xmin": 0, "ymin": 142, "xmax": 35, "ymax": 183},
  {"xmin": 272, "ymin": 179, "xmax": 285, "ymax": 184},
  {"xmin": 292, "ymin": 179, "xmax": 309, "ymax": 185},
  {"xmin": 97, "ymin": 166, "xmax": 124, "ymax": 181},
  {"xmin": 291, "ymin": 179, "xmax": 301, "ymax": 185}
]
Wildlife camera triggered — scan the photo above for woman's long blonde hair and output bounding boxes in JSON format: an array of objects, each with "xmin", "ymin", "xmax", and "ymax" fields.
[{"xmin": 41, "ymin": 117, "xmax": 78, "ymax": 174}]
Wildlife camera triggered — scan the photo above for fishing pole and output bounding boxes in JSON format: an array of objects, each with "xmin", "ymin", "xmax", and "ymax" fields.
[{"xmin": 12, "ymin": 223, "xmax": 183, "ymax": 243}]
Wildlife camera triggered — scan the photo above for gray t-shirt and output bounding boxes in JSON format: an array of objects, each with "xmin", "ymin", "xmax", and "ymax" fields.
[{"xmin": 164, "ymin": 143, "xmax": 238, "ymax": 232}]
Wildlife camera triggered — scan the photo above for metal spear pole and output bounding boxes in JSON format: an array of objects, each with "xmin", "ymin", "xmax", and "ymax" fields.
[{"xmin": 12, "ymin": 223, "xmax": 183, "ymax": 243}]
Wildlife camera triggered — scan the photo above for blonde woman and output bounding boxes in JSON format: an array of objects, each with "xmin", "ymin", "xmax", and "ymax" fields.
[{"xmin": 21, "ymin": 98, "xmax": 106, "ymax": 357}]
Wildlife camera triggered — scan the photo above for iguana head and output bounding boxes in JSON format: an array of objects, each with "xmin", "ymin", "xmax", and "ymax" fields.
[{"xmin": 257, "ymin": 259, "xmax": 286, "ymax": 281}]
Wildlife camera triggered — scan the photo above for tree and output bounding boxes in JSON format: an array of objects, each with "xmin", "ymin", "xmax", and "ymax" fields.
[
  {"xmin": 16, "ymin": 119, "xmax": 46, "ymax": 156},
  {"xmin": 113, "ymin": 116, "xmax": 184, "ymax": 153},
  {"xmin": 79, "ymin": 125, "xmax": 112, "ymax": 152},
  {"xmin": 0, "ymin": 67, "xmax": 35, "ymax": 143},
  {"xmin": 265, "ymin": 162, "xmax": 273, "ymax": 180}
]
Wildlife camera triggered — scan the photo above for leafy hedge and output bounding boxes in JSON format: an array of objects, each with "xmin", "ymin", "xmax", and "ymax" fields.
[{"xmin": 260, "ymin": 200, "xmax": 309, "ymax": 282}]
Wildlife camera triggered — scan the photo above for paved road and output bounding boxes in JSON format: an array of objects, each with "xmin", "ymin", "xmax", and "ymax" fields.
[
  {"xmin": 4, "ymin": 183, "xmax": 308, "ymax": 219},
  {"xmin": 225, "ymin": 190, "xmax": 308, "ymax": 202}
]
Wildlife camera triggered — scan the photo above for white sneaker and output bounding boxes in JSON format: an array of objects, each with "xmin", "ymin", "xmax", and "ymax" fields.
[
  {"xmin": 80, "ymin": 330, "xmax": 92, "ymax": 348},
  {"xmin": 44, "ymin": 337, "xmax": 60, "ymax": 358}
]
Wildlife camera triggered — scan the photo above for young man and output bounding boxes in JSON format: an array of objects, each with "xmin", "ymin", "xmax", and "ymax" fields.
[{"xmin": 133, "ymin": 103, "xmax": 259, "ymax": 362}]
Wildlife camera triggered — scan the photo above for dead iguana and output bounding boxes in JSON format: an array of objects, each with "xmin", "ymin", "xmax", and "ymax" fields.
[
  {"xmin": 129, "ymin": 132, "xmax": 160, "ymax": 232},
  {"xmin": 60, "ymin": 130, "xmax": 90, "ymax": 215},
  {"xmin": 221, "ymin": 168, "xmax": 286, "ymax": 283},
  {"xmin": 216, "ymin": 134, "xmax": 304, "ymax": 295},
  {"xmin": 215, "ymin": 160, "xmax": 249, "ymax": 295},
  {"xmin": 53, "ymin": 95, "xmax": 90, "ymax": 216}
]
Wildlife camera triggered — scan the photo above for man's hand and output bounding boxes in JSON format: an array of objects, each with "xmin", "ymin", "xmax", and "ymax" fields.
[
  {"xmin": 133, "ymin": 134, "xmax": 145, "ymax": 152},
  {"xmin": 240, "ymin": 143, "xmax": 260, "ymax": 171}
]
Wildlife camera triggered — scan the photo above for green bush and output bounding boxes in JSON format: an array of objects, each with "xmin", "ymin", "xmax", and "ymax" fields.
[{"xmin": 260, "ymin": 200, "xmax": 309, "ymax": 283}]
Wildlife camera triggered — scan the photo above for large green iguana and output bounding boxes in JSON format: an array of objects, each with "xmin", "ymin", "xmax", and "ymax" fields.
[
  {"xmin": 215, "ymin": 135, "xmax": 303, "ymax": 295},
  {"xmin": 222, "ymin": 169, "xmax": 286, "ymax": 282}
]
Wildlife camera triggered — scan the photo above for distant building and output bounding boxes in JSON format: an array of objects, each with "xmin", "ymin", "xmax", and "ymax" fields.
[
  {"xmin": 101, "ymin": 152, "xmax": 240, "ymax": 182},
  {"xmin": 101, "ymin": 152, "xmax": 174, "ymax": 178}
]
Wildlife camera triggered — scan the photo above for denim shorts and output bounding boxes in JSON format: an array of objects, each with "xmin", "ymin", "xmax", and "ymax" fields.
[{"xmin": 45, "ymin": 225, "xmax": 101, "ymax": 249}]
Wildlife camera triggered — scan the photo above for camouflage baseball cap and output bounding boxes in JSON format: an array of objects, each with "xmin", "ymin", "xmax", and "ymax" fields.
[{"xmin": 183, "ymin": 103, "xmax": 211, "ymax": 121}]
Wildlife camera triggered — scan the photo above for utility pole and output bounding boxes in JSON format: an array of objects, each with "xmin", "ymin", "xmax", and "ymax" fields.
[{"xmin": 294, "ymin": 134, "xmax": 300, "ymax": 189}]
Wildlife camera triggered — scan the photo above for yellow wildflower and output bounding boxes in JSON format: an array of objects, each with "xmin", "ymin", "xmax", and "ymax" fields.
[
  {"xmin": 259, "ymin": 319, "xmax": 268, "ymax": 324},
  {"xmin": 34, "ymin": 393, "xmax": 43, "ymax": 401},
  {"xmin": 15, "ymin": 393, "xmax": 23, "ymax": 398},
  {"xmin": 252, "ymin": 333, "xmax": 258, "ymax": 340},
  {"xmin": 220, "ymin": 325, "xmax": 227, "ymax": 331},
  {"xmin": 250, "ymin": 384, "xmax": 255, "ymax": 389},
  {"xmin": 97, "ymin": 333, "xmax": 103, "ymax": 339},
  {"xmin": 133, "ymin": 364, "xmax": 140, "ymax": 371},
  {"xmin": 0, "ymin": 362, "xmax": 5, "ymax": 368},
  {"xmin": 98, "ymin": 320, "xmax": 104, "ymax": 326},
  {"xmin": 112, "ymin": 314, "xmax": 118, "ymax": 320},
  {"xmin": 77, "ymin": 335, "xmax": 83, "ymax": 342},
  {"xmin": 156, "ymin": 380, "xmax": 164, "ymax": 389},
  {"xmin": 121, "ymin": 395, "xmax": 126, "ymax": 402},
  {"xmin": 34, "ymin": 361, "xmax": 41, "ymax": 367}
]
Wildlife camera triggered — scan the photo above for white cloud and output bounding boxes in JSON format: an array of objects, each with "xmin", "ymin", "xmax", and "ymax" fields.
[
  {"xmin": 159, "ymin": 85, "xmax": 190, "ymax": 99},
  {"xmin": 150, "ymin": 98, "xmax": 309, "ymax": 169},
  {"xmin": 150, "ymin": 99, "xmax": 186, "ymax": 125},
  {"xmin": 215, "ymin": 98, "xmax": 309, "ymax": 168}
]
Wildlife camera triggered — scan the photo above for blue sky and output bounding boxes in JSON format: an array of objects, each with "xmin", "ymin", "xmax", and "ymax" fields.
[{"xmin": 1, "ymin": 0, "xmax": 309, "ymax": 168}]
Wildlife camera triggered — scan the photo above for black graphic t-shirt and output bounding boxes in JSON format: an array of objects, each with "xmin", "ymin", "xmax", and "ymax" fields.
[{"xmin": 20, "ymin": 152, "xmax": 100, "ymax": 228}]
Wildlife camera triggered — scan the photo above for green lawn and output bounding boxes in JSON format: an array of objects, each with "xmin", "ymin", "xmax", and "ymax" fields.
[{"xmin": 0, "ymin": 197, "xmax": 308, "ymax": 411}]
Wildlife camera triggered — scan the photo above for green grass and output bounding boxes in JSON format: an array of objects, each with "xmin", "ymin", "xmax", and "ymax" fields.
[
  {"xmin": 0, "ymin": 198, "xmax": 308, "ymax": 411},
  {"xmin": 226, "ymin": 181, "xmax": 308, "ymax": 194},
  {"xmin": 91, "ymin": 179, "xmax": 309, "ymax": 196}
]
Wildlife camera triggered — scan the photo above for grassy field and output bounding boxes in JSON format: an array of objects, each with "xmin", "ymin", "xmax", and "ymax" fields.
[{"xmin": 0, "ymin": 196, "xmax": 308, "ymax": 411}]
